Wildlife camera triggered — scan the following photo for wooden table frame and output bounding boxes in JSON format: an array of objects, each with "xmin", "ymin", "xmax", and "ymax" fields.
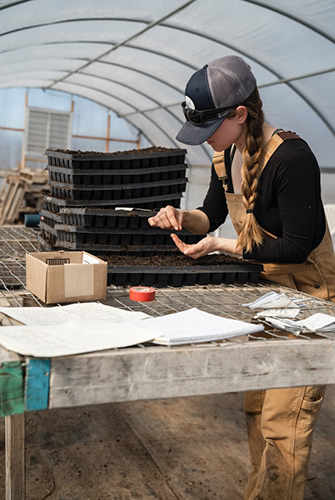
[{"xmin": 2, "ymin": 282, "xmax": 335, "ymax": 499}]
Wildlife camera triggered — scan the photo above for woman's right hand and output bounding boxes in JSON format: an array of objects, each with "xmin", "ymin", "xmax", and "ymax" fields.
[{"xmin": 148, "ymin": 205, "xmax": 184, "ymax": 231}]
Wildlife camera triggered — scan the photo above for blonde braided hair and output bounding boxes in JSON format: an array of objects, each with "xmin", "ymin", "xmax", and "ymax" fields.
[{"xmin": 236, "ymin": 89, "xmax": 265, "ymax": 253}]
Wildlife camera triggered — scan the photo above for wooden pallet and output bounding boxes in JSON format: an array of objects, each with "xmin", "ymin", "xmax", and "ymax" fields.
[{"xmin": 0, "ymin": 168, "xmax": 49, "ymax": 225}]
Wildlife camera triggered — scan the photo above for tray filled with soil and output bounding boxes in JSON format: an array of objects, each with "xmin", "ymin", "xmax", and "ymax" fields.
[
  {"xmin": 48, "ymin": 163, "xmax": 187, "ymax": 186},
  {"xmin": 54, "ymin": 241, "xmax": 186, "ymax": 255},
  {"xmin": 105, "ymin": 254, "xmax": 263, "ymax": 287},
  {"xmin": 46, "ymin": 146, "xmax": 187, "ymax": 170}
]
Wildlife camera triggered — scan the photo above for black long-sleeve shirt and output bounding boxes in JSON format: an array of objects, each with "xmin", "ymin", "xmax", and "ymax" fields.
[{"xmin": 198, "ymin": 138, "xmax": 326, "ymax": 263}]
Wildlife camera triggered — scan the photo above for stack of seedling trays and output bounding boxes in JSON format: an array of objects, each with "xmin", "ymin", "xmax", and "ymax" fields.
[
  {"xmin": 40, "ymin": 146, "xmax": 188, "ymax": 248},
  {"xmin": 43, "ymin": 206, "xmax": 263, "ymax": 286},
  {"xmin": 40, "ymin": 198, "xmax": 61, "ymax": 248},
  {"xmin": 46, "ymin": 146, "xmax": 187, "ymax": 207},
  {"xmin": 39, "ymin": 147, "xmax": 264, "ymax": 287}
]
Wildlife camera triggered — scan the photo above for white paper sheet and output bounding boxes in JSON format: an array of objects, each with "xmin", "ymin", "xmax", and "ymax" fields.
[
  {"xmin": 0, "ymin": 318, "xmax": 158, "ymax": 357},
  {"xmin": 243, "ymin": 291, "xmax": 299, "ymax": 310},
  {"xmin": 263, "ymin": 317, "xmax": 303, "ymax": 334},
  {"xmin": 297, "ymin": 313, "xmax": 335, "ymax": 332},
  {"xmin": 264, "ymin": 313, "xmax": 335, "ymax": 335},
  {"xmin": 149, "ymin": 308, "xmax": 264, "ymax": 345},
  {"xmin": 0, "ymin": 302, "xmax": 149, "ymax": 326},
  {"xmin": 254, "ymin": 308, "xmax": 300, "ymax": 319}
]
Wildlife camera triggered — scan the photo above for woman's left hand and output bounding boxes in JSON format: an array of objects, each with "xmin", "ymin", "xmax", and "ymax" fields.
[{"xmin": 170, "ymin": 234, "xmax": 242, "ymax": 259}]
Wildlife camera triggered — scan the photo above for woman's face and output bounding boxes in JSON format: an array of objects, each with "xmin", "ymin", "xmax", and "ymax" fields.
[{"xmin": 206, "ymin": 106, "xmax": 247, "ymax": 152}]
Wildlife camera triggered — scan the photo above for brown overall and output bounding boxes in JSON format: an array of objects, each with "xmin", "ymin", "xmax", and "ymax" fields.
[{"xmin": 213, "ymin": 131, "xmax": 335, "ymax": 500}]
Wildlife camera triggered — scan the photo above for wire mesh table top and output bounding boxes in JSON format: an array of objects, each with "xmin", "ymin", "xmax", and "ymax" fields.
[
  {"xmin": 0, "ymin": 225, "xmax": 42, "ymax": 259},
  {"xmin": 104, "ymin": 282, "xmax": 335, "ymax": 346},
  {"xmin": 0, "ymin": 225, "xmax": 335, "ymax": 349}
]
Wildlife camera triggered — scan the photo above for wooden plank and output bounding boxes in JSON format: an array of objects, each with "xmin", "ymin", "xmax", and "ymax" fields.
[
  {"xmin": 48, "ymin": 339, "xmax": 335, "ymax": 409},
  {"xmin": 0, "ymin": 182, "xmax": 19, "ymax": 225},
  {"xmin": 20, "ymin": 168, "xmax": 48, "ymax": 184},
  {"xmin": 0, "ymin": 181, "xmax": 10, "ymax": 202},
  {"xmin": 0, "ymin": 183, "xmax": 12, "ymax": 221},
  {"xmin": 5, "ymin": 414, "xmax": 25, "ymax": 500},
  {"xmin": 6, "ymin": 186, "xmax": 24, "ymax": 223}
]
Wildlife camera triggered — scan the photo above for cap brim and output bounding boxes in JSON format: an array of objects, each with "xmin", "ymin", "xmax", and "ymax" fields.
[{"xmin": 176, "ymin": 116, "xmax": 225, "ymax": 145}]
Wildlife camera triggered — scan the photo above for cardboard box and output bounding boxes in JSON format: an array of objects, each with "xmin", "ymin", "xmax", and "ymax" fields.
[{"xmin": 26, "ymin": 251, "xmax": 107, "ymax": 304}]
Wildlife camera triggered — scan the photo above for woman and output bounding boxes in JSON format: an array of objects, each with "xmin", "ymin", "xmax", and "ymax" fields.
[{"xmin": 148, "ymin": 55, "xmax": 335, "ymax": 500}]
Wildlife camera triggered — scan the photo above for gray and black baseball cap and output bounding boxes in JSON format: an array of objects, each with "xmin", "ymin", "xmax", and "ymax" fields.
[{"xmin": 176, "ymin": 55, "xmax": 257, "ymax": 145}]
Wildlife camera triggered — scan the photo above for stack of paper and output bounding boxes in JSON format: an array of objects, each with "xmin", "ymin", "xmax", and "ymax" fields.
[
  {"xmin": 148, "ymin": 308, "xmax": 264, "ymax": 346},
  {"xmin": 0, "ymin": 305, "xmax": 264, "ymax": 356}
]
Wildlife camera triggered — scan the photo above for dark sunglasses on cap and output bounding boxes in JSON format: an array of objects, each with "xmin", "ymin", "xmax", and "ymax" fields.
[{"xmin": 182, "ymin": 101, "xmax": 235, "ymax": 124}]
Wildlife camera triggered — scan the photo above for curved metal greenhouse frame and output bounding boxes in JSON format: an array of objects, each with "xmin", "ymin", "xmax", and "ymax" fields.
[{"xmin": 0, "ymin": 0, "xmax": 334, "ymax": 166}]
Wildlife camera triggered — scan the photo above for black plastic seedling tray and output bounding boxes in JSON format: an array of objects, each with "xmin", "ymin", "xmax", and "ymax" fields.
[
  {"xmin": 60, "ymin": 207, "xmax": 156, "ymax": 228},
  {"xmin": 46, "ymin": 147, "xmax": 187, "ymax": 170},
  {"xmin": 54, "ymin": 225, "xmax": 202, "ymax": 248},
  {"xmin": 48, "ymin": 163, "xmax": 187, "ymax": 186},
  {"xmin": 40, "ymin": 208, "xmax": 62, "ymax": 224},
  {"xmin": 40, "ymin": 220, "xmax": 57, "ymax": 236},
  {"xmin": 40, "ymin": 220, "xmax": 57, "ymax": 248},
  {"xmin": 40, "ymin": 209, "xmax": 63, "ymax": 230},
  {"xmin": 50, "ymin": 178, "xmax": 187, "ymax": 202},
  {"xmin": 44, "ymin": 194, "xmax": 183, "ymax": 209},
  {"xmin": 107, "ymin": 264, "xmax": 263, "ymax": 287}
]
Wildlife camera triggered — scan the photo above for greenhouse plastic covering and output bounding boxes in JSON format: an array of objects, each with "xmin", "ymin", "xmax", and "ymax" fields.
[{"xmin": 0, "ymin": 0, "xmax": 334, "ymax": 167}]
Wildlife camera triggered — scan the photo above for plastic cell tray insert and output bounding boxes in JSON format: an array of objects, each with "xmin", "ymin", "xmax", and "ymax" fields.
[
  {"xmin": 59, "ymin": 207, "xmax": 156, "ymax": 228},
  {"xmin": 55, "ymin": 226, "xmax": 202, "ymax": 247},
  {"xmin": 40, "ymin": 208, "xmax": 62, "ymax": 224},
  {"xmin": 44, "ymin": 194, "xmax": 183, "ymax": 209},
  {"xmin": 46, "ymin": 147, "xmax": 187, "ymax": 170},
  {"xmin": 107, "ymin": 264, "xmax": 263, "ymax": 287},
  {"xmin": 50, "ymin": 178, "xmax": 187, "ymax": 202},
  {"xmin": 40, "ymin": 220, "xmax": 57, "ymax": 248},
  {"xmin": 48, "ymin": 164, "xmax": 187, "ymax": 186}
]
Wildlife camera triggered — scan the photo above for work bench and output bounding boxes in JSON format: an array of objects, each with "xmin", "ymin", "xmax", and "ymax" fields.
[
  {"xmin": 0, "ymin": 281, "xmax": 335, "ymax": 499},
  {"xmin": 0, "ymin": 226, "xmax": 335, "ymax": 498}
]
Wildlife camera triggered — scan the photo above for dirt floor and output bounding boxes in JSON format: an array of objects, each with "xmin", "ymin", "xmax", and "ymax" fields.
[{"xmin": 0, "ymin": 386, "xmax": 334, "ymax": 500}]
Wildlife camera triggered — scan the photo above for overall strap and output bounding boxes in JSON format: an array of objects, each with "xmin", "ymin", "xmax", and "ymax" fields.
[
  {"xmin": 212, "ymin": 146, "xmax": 235, "ymax": 192},
  {"xmin": 258, "ymin": 130, "xmax": 300, "ymax": 177},
  {"xmin": 277, "ymin": 130, "xmax": 300, "ymax": 141},
  {"xmin": 212, "ymin": 149, "xmax": 229, "ymax": 191}
]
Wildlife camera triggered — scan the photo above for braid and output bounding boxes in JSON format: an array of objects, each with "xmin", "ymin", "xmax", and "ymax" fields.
[{"xmin": 236, "ymin": 89, "xmax": 265, "ymax": 253}]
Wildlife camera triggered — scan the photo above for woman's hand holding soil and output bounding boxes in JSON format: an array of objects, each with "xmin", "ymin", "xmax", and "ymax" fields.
[{"xmin": 171, "ymin": 234, "xmax": 241, "ymax": 259}]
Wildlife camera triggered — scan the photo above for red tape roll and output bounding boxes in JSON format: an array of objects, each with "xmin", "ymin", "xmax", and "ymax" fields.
[{"xmin": 129, "ymin": 286, "xmax": 156, "ymax": 302}]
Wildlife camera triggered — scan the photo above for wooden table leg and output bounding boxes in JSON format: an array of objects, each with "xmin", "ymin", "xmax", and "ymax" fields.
[{"xmin": 5, "ymin": 414, "xmax": 25, "ymax": 500}]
